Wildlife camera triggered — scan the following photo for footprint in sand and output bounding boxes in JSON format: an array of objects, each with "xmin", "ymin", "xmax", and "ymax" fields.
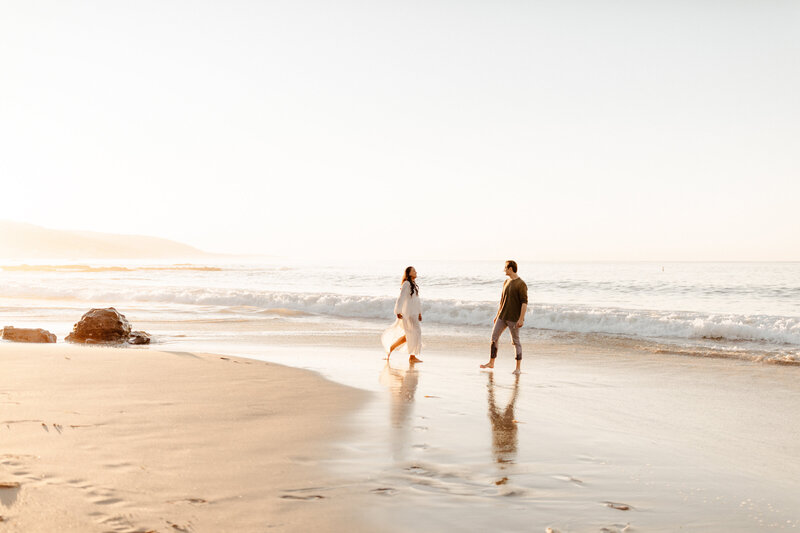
[
  {"xmin": 280, "ymin": 494, "xmax": 325, "ymax": 500},
  {"xmin": 280, "ymin": 486, "xmax": 329, "ymax": 500},
  {"xmin": 102, "ymin": 461, "xmax": 134, "ymax": 470},
  {"xmin": 0, "ymin": 482, "xmax": 21, "ymax": 508},
  {"xmin": 167, "ymin": 520, "xmax": 193, "ymax": 532},
  {"xmin": 600, "ymin": 525, "xmax": 632, "ymax": 533},
  {"xmin": 603, "ymin": 501, "xmax": 633, "ymax": 511},
  {"xmin": 578, "ymin": 454, "xmax": 608, "ymax": 465},
  {"xmin": 100, "ymin": 514, "xmax": 145, "ymax": 532},
  {"xmin": 553, "ymin": 474, "xmax": 584, "ymax": 485},
  {"xmin": 168, "ymin": 497, "xmax": 208, "ymax": 505},
  {"xmin": 93, "ymin": 497, "xmax": 125, "ymax": 506},
  {"xmin": 0, "ymin": 455, "xmax": 36, "ymax": 470},
  {"xmin": 370, "ymin": 487, "xmax": 397, "ymax": 496}
]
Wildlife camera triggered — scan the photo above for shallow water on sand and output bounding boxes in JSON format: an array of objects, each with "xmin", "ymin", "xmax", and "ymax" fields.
[{"xmin": 154, "ymin": 334, "xmax": 800, "ymax": 532}]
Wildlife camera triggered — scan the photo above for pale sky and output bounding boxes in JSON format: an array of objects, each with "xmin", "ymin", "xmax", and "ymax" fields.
[{"xmin": 1, "ymin": 1, "xmax": 798, "ymax": 261}]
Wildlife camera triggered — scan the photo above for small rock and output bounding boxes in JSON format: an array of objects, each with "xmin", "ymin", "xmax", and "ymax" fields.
[
  {"xmin": 2, "ymin": 326, "xmax": 57, "ymax": 343},
  {"xmin": 65, "ymin": 307, "xmax": 131, "ymax": 344},
  {"xmin": 129, "ymin": 331, "xmax": 151, "ymax": 345}
]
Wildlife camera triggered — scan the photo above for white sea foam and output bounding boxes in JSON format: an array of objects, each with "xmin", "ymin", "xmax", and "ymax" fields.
[
  {"xmin": 532, "ymin": 304, "xmax": 800, "ymax": 345},
  {"xmin": 2, "ymin": 283, "xmax": 799, "ymax": 348}
]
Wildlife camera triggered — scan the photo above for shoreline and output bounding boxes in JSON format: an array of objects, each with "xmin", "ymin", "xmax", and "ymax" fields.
[{"xmin": 0, "ymin": 342, "xmax": 370, "ymax": 532}]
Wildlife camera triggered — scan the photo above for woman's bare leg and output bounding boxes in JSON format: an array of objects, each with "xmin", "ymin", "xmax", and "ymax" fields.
[{"xmin": 386, "ymin": 336, "xmax": 407, "ymax": 359}]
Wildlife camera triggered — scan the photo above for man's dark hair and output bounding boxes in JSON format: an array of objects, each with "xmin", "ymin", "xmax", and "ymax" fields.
[{"xmin": 506, "ymin": 260, "xmax": 518, "ymax": 273}]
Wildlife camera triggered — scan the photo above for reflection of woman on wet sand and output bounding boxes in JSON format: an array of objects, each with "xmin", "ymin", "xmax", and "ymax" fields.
[
  {"xmin": 383, "ymin": 266, "xmax": 423, "ymax": 363},
  {"xmin": 486, "ymin": 373, "xmax": 520, "ymax": 465},
  {"xmin": 379, "ymin": 360, "xmax": 420, "ymax": 460},
  {"xmin": 380, "ymin": 360, "xmax": 420, "ymax": 427}
]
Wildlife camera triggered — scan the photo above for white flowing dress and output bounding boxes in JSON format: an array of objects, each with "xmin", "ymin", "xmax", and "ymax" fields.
[{"xmin": 382, "ymin": 281, "xmax": 422, "ymax": 356}]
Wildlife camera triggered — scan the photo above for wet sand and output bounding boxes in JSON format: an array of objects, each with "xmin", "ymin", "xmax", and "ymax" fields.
[
  {"xmin": 0, "ymin": 343, "xmax": 368, "ymax": 532},
  {"xmin": 170, "ymin": 321, "xmax": 800, "ymax": 533}
]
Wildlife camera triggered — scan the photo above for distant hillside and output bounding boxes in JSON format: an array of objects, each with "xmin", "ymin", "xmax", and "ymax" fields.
[{"xmin": 0, "ymin": 220, "xmax": 209, "ymax": 259}]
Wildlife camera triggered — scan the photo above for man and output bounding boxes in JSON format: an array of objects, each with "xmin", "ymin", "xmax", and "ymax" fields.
[{"xmin": 481, "ymin": 260, "xmax": 528, "ymax": 374}]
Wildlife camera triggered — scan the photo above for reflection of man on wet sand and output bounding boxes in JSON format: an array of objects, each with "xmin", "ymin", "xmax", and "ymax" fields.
[{"xmin": 486, "ymin": 373, "xmax": 520, "ymax": 465}]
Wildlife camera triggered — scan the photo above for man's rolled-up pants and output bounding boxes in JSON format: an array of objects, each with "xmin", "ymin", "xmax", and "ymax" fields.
[{"xmin": 490, "ymin": 318, "xmax": 522, "ymax": 360}]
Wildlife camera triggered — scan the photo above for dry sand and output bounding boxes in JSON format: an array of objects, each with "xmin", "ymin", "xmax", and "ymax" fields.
[{"xmin": 0, "ymin": 343, "xmax": 368, "ymax": 533}]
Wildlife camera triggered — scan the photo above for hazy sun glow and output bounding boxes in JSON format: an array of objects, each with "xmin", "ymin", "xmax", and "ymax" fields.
[{"xmin": 1, "ymin": 1, "xmax": 798, "ymax": 261}]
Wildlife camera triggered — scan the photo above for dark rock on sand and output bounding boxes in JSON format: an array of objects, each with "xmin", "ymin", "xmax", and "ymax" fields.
[
  {"xmin": 66, "ymin": 307, "xmax": 132, "ymax": 344},
  {"xmin": 129, "ymin": 330, "xmax": 151, "ymax": 345},
  {"xmin": 1, "ymin": 326, "xmax": 57, "ymax": 343}
]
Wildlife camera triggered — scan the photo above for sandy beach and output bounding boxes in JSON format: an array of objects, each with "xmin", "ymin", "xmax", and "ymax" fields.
[
  {"xmin": 3, "ymin": 315, "xmax": 800, "ymax": 532},
  {"xmin": 0, "ymin": 342, "xmax": 368, "ymax": 533}
]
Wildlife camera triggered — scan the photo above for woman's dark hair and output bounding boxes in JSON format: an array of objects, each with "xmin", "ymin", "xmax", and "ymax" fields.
[{"xmin": 402, "ymin": 266, "xmax": 418, "ymax": 296}]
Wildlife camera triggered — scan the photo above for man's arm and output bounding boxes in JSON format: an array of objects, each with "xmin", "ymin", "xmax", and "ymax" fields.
[
  {"xmin": 517, "ymin": 281, "xmax": 528, "ymax": 328},
  {"xmin": 495, "ymin": 280, "xmax": 508, "ymax": 323}
]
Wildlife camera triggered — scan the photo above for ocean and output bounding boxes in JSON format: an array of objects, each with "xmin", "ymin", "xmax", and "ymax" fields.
[{"xmin": 1, "ymin": 259, "xmax": 798, "ymax": 364}]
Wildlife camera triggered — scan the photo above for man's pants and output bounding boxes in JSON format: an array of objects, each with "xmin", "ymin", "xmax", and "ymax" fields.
[{"xmin": 490, "ymin": 319, "xmax": 522, "ymax": 360}]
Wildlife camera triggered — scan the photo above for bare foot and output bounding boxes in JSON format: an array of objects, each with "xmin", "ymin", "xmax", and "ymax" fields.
[
  {"xmin": 480, "ymin": 362, "xmax": 494, "ymax": 369},
  {"xmin": 512, "ymin": 369, "xmax": 521, "ymax": 375},
  {"xmin": 409, "ymin": 355, "xmax": 423, "ymax": 363}
]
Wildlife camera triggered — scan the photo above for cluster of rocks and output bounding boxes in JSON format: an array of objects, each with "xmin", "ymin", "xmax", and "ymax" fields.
[{"xmin": 2, "ymin": 307, "xmax": 150, "ymax": 345}]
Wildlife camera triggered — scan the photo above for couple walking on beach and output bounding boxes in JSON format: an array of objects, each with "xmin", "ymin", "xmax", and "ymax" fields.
[{"xmin": 384, "ymin": 260, "xmax": 528, "ymax": 374}]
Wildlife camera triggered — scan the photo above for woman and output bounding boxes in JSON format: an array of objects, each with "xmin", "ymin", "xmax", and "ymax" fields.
[{"xmin": 383, "ymin": 266, "xmax": 423, "ymax": 363}]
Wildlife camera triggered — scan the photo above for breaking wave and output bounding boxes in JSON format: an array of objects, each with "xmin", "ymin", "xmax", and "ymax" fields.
[{"xmin": 2, "ymin": 284, "xmax": 798, "ymax": 348}]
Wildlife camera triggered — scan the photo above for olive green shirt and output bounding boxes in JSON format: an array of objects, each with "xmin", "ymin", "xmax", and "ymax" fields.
[{"xmin": 497, "ymin": 277, "xmax": 528, "ymax": 322}]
